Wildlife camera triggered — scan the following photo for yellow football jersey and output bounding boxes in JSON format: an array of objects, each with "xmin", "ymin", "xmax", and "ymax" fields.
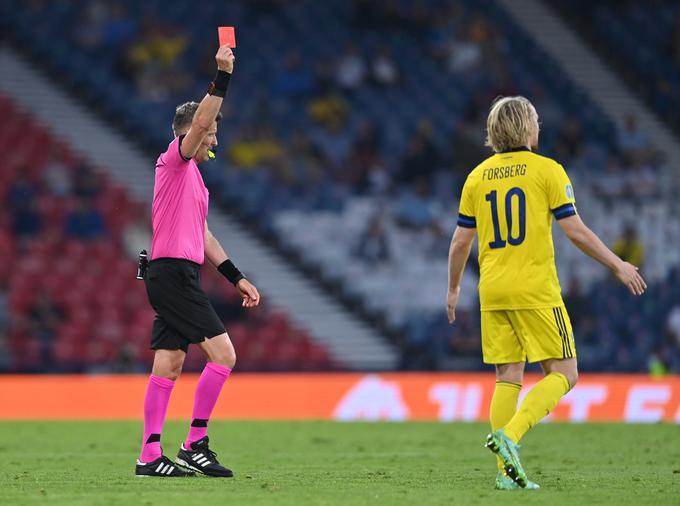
[{"xmin": 457, "ymin": 148, "xmax": 577, "ymax": 310}]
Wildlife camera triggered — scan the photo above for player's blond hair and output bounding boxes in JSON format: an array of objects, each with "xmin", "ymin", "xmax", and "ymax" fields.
[{"xmin": 485, "ymin": 96, "xmax": 538, "ymax": 153}]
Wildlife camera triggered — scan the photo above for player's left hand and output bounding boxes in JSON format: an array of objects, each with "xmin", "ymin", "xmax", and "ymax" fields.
[
  {"xmin": 447, "ymin": 286, "xmax": 460, "ymax": 323},
  {"xmin": 237, "ymin": 278, "xmax": 261, "ymax": 308}
]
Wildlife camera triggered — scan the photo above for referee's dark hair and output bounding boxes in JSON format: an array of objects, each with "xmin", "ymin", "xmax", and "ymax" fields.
[{"xmin": 172, "ymin": 102, "xmax": 223, "ymax": 137}]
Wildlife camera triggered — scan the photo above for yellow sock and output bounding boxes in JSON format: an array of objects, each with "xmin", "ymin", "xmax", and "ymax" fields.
[
  {"xmin": 504, "ymin": 372, "xmax": 570, "ymax": 443},
  {"xmin": 490, "ymin": 381, "xmax": 521, "ymax": 472}
]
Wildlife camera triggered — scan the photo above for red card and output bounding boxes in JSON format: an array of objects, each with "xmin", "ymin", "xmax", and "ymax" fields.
[{"xmin": 218, "ymin": 26, "xmax": 236, "ymax": 48}]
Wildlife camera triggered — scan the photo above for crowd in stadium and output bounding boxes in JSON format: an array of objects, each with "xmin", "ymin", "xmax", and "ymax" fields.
[
  {"xmin": 549, "ymin": 0, "xmax": 680, "ymax": 135},
  {"xmin": 1, "ymin": 0, "xmax": 679, "ymax": 373}
]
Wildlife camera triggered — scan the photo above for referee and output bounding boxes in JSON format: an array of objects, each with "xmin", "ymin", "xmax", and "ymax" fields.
[{"xmin": 135, "ymin": 44, "xmax": 260, "ymax": 478}]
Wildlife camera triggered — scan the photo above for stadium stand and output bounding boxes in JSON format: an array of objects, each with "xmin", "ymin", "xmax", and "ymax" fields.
[
  {"xmin": 0, "ymin": 94, "xmax": 333, "ymax": 373},
  {"xmin": 3, "ymin": 0, "xmax": 679, "ymax": 372},
  {"xmin": 547, "ymin": 0, "xmax": 680, "ymax": 135}
]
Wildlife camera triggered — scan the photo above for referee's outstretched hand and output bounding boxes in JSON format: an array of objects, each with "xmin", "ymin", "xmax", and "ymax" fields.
[{"xmin": 237, "ymin": 278, "xmax": 261, "ymax": 308}]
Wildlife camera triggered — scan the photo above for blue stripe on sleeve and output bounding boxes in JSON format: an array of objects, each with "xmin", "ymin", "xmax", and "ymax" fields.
[
  {"xmin": 552, "ymin": 203, "xmax": 577, "ymax": 220},
  {"xmin": 457, "ymin": 213, "xmax": 476, "ymax": 228}
]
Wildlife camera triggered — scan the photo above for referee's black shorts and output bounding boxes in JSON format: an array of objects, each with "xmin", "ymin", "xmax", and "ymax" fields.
[{"xmin": 144, "ymin": 258, "xmax": 226, "ymax": 353}]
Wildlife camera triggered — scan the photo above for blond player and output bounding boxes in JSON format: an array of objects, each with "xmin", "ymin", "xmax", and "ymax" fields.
[{"xmin": 446, "ymin": 97, "xmax": 646, "ymax": 490}]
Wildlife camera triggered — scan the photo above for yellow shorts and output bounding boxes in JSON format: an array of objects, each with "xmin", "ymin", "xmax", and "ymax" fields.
[{"xmin": 480, "ymin": 305, "xmax": 576, "ymax": 364}]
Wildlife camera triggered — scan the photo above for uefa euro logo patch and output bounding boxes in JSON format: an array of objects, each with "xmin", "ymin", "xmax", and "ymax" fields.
[{"xmin": 565, "ymin": 184, "xmax": 574, "ymax": 200}]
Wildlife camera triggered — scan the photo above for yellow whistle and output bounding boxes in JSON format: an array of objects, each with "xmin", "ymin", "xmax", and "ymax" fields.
[{"xmin": 208, "ymin": 150, "xmax": 216, "ymax": 159}]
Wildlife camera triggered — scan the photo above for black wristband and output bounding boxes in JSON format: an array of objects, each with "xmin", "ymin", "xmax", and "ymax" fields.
[
  {"xmin": 207, "ymin": 70, "xmax": 231, "ymax": 97},
  {"xmin": 218, "ymin": 259, "xmax": 244, "ymax": 285}
]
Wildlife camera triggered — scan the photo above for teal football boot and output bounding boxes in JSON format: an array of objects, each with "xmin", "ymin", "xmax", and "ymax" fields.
[
  {"xmin": 485, "ymin": 429, "xmax": 528, "ymax": 488},
  {"xmin": 495, "ymin": 472, "xmax": 540, "ymax": 490}
]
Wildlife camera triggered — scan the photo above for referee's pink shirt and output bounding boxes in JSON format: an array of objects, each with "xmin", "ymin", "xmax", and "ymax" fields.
[{"xmin": 150, "ymin": 136, "xmax": 209, "ymax": 265}]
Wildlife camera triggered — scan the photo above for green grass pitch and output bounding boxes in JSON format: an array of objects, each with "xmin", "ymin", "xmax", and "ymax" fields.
[{"xmin": 1, "ymin": 421, "xmax": 677, "ymax": 505}]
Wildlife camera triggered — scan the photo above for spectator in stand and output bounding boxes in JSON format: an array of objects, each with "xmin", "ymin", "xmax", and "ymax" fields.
[
  {"xmin": 11, "ymin": 200, "xmax": 42, "ymax": 240},
  {"xmin": 613, "ymin": 224, "xmax": 645, "ymax": 271},
  {"xmin": 307, "ymin": 93, "xmax": 348, "ymax": 127},
  {"xmin": 73, "ymin": 0, "xmax": 136, "ymax": 53},
  {"xmin": 446, "ymin": 123, "xmax": 488, "ymax": 177},
  {"xmin": 286, "ymin": 130, "xmax": 325, "ymax": 189},
  {"xmin": 6, "ymin": 171, "xmax": 38, "ymax": 210},
  {"xmin": 73, "ymin": 162, "xmax": 102, "ymax": 199},
  {"xmin": 112, "ymin": 343, "xmax": 145, "ymax": 373},
  {"xmin": 335, "ymin": 45, "xmax": 366, "ymax": 93},
  {"xmin": 530, "ymin": 85, "xmax": 562, "ymax": 131},
  {"xmin": 314, "ymin": 59, "xmax": 336, "ymax": 95},
  {"xmin": 355, "ymin": 213, "xmax": 390, "ymax": 266},
  {"xmin": 228, "ymin": 123, "xmax": 285, "ymax": 170},
  {"xmin": 617, "ymin": 114, "xmax": 651, "ymax": 162},
  {"xmin": 444, "ymin": 25, "xmax": 483, "ymax": 75},
  {"xmin": 666, "ymin": 302, "xmax": 680, "ymax": 351},
  {"xmin": 310, "ymin": 119, "xmax": 353, "ymax": 170},
  {"xmin": 6, "ymin": 171, "xmax": 42, "ymax": 240},
  {"xmin": 396, "ymin": 121, "xmax": 441, "ymax": 185},
  {"xmin": 119, "ymin": 18, "xmax": 189, "ymax": 101},
  {"xmin": 394, "ymin": 177, "xmax": 435, "ymax": 229},
  {"xmin": 671, "ymin": 13, "xmax": 680, "ymax": 67},
  {"xmin": 65, "ymin": 197, "xmax": 107, "ymax": 240},
  {"xmin": 72, "ymin": 0, "xmax": 109, "ymax": 52},
  {"xmin": 351, "ymin": 0, "xmax": 386, "ymax": 30},
  {"xmin": 448, "ymin": 311, "xmax": 482, "ymax": 356},
  {"xmin": 593, "ymin": 156, "xmax": 626, "ymax": 206},
  {"xmin": 401, "ymin": 315, "xmax": 437, "ymax": 370},
  {"xmin": 100, "ymin": 3, "xmax": 137, "ymax": 50},
  {"xmin": 460, "ymin": 90, "xmax": 493, "ymax": 137},
  {"xmin": 427, "ymin": 9, "xmax": 453, "ymax": 62},
  {"xmin": 648, "ymin": 346, "xmax": 671, "ymax": 376},
  {"xmin": 626, "ymin": 154, "xmax": 659, "ymax": 202},
  {"xmin": 28, "ymin": 292, "xmax": 64, "ymax": 368},
  {"xmin": 244, "ymin": 0, "xmax": 285, "ymax": 22},
  {"xmin": 344, "ymin": 121, "xmax": 384, "ymax": 191},
  {"xmin": 564, "ymin": 277, "xmax": 595, "ymax": 335},
  {"xmin": 272, "ymin": 50, "xmax": 315, "ymax": 97},
  {"xmin": 423, "ymin": 222, "xmax": 450, "ymax": 260},
  {"xmin": 555, "ymin": 116, "xmax": 584, "ymax": 160},
  {"xmin": 370, "ymin": 46, "xmax": 399, "ymax": 87},
  {"xmin": 412, "ymin": 2, "xmax": 438, "ymax": 37}
]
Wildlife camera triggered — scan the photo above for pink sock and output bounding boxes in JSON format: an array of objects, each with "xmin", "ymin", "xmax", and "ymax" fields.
[
  {"xmin": 139, "ymin": 374, "xmax": 175, "ymax": 463},
  {"xmin": 184, "ymin": 362, "xmax": 231, "ymax": 448}
]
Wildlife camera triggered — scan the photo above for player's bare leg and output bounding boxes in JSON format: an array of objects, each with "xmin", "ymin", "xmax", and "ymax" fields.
[
  {"xmin": 495, "ymin": 362, "xmax": 524, "ymax": 384},
  {"xmin": 540, "ymin": 357, "xmax": 578, "ymax": 389},
  {"xmin": 175, "ymin": 332, "xmax": 236, "ymax": 477}
]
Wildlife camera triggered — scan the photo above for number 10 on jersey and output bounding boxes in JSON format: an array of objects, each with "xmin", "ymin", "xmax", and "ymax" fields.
[{"xmin": 485, "ymin": 187, "xmax": 526, "ymax": 249}]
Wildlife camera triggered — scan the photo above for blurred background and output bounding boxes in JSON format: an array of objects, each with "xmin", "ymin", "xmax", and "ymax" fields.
[{"xmin": 0, "ymin": 0, "xmax": 679, "ymax": 376}]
